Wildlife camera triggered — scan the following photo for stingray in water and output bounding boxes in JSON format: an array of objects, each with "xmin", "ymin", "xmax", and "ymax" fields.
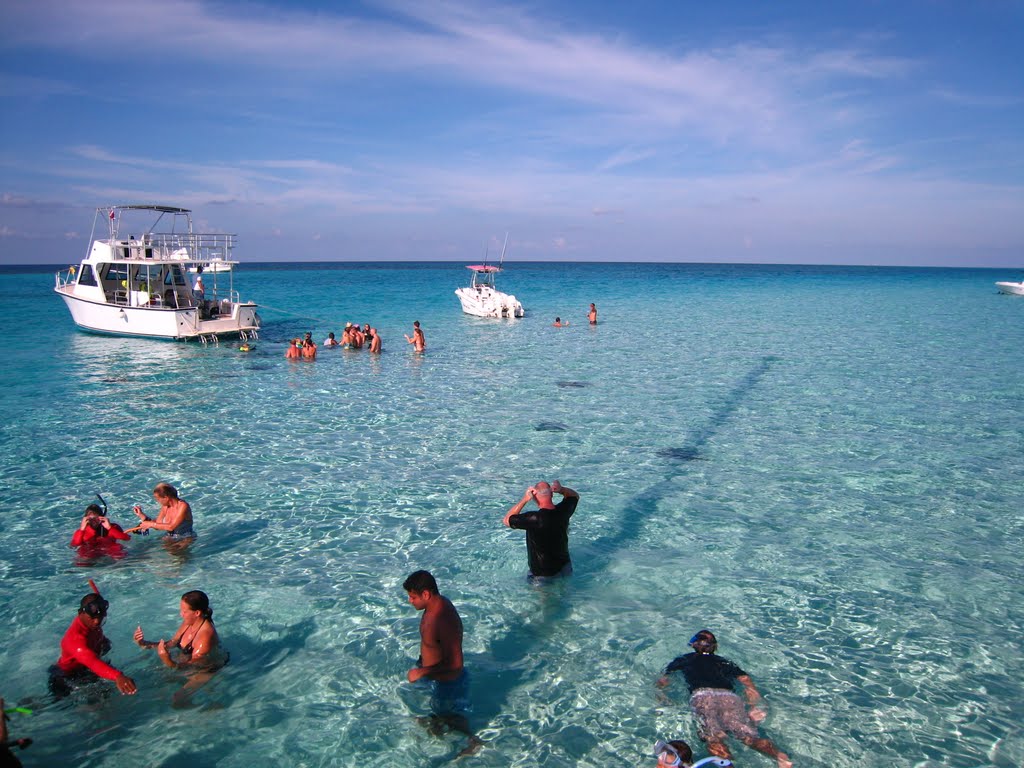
[
  {"xmin": 556, "ymin": 381, "xmax": 590, "ymax": 388},
  {"xmin": 656, "ymin": 447, "xmax": 704, "ymax": 461},
  {"xmin": 534, "ymin": 421, "xmax": 570, "ymax": 432}
]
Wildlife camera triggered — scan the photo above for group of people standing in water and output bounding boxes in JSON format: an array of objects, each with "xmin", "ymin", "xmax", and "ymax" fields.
[
  {"xmin": 2, "ymin": 299, "xmax": 796, "ymax": 767},
  {"xmin": 401, "ymin": 477, "xmax": 790, "ymax": 766},
  {"xmin": 41, "ymin": 482, "xmax": 217, "ymax": 715}
]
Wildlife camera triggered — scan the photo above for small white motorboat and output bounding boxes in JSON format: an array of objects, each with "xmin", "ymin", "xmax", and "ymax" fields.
[
  {"xmin": 995, "ymin": 281, "xmax": 1024, "ymax": 296},
  {"xmin": 454, "ymin": 234, "xmax": 525, "ymax": 318},
  {"xmin": 189, "ymin": 258, "xmax": 233, "ymax": 274},
  {"xmin": 54, "ymin": 205, "xmax": 260, "ymax": 342}
]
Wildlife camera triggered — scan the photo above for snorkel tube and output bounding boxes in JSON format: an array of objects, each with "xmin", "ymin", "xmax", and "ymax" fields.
[
  {"xmin": 95, "ymin": 493, "xmax": 108, "ymax": 514},
  {"xmin": 691, "ymin": 759, "xmax": 732, "ymax": 768}
]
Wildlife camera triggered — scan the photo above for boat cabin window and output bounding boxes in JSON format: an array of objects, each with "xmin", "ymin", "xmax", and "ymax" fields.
[
  {"xmin": 77, "ymin": 264, "xmax": 97, "ymax": 287},
  {"xmin": 102, "ymin": 263, "xmax": 130, "ymax": 282}
]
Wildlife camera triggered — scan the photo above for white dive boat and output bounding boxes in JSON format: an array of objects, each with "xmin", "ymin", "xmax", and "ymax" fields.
[
  {"xmin": 188, "ymin": 257, "xmax": 232, "ymax": 274},
  {"xmin": 54, "ymin": 205, "xmax": 260, "ymax": 342},
  {"xmin": 995, "ymin": 280, "xmax": 1024, "ymax": 296},
  {"xmin": 454, "ymin": 234, "xmax": 525, "ymax": 318}
]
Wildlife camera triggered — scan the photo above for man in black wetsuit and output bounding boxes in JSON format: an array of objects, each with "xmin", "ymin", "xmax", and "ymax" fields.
[
  {"xmin": 502, "ymin": 480, "xmax": 579, "ymax": 580},
  {"xmin": 658, "ymin": 630, "xmax": 791, "ymax": 768}
]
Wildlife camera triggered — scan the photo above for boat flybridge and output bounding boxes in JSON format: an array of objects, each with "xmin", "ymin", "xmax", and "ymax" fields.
[
  {"xmin": 454, "ymin": 234, "xmax": 525, "ymax": 318},
  {"xmin": 54, "ymin": 205, "xmax": 260, "ymax": 343}
]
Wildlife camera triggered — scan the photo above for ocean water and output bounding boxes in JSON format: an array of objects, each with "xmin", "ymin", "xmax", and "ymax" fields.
[{"xmin": 1, "ymin": 261, "xmax": 1022, "ymax": 768}]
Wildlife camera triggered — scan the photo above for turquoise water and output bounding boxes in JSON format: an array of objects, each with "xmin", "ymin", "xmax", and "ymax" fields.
[{"xmin": 1, "ymin": 262, "xmax": 1022, "ymax": 768}]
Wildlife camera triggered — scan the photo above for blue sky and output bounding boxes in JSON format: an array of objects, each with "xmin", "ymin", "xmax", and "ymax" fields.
[{"xmin": 1, "ymin": 0, "xmax": 1022, "ymax": 266}]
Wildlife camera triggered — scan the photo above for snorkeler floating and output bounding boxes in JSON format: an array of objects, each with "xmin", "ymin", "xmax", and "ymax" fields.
[{"xmin": 658, "ymin": 630, "xmax": 791, "ymax": 768}]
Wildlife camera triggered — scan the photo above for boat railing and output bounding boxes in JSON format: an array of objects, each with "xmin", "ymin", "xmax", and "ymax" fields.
[
  {"xmin": 55, "ymin": 265, "xmax": 77, "ymax": 289},
  {"xmin": 110, "ymin": 232, "xmax": 236, "ymax": 262}
]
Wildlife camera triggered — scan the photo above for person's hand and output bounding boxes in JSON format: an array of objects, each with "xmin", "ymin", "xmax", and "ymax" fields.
[
  {"xmin": 134, "ymin": 626, "xmax": 146, "ymax": 646},
  {"xmin": 115, "ymin": 673, "xmax": 137, "ymax": 695},
  {"xmin": 133, "ymin": 505, "xmax": 145, "ymax": 520},
  {"xmin": 551, "ymin": 480, "xmax": 563, "ymax": 494},
  {"xmin": 407, "ymin": 667, "xmax": 427, "ymax": 683},
  {"xmin": 157, "ymin": 639, "xmax": 169, "ymax": 658},
  {"xmin": 748, "ymin": 705, "xmax": 766, "ymax": 722},
  {"xmin": 80, "ymin": 517, "xmax": 90, "ymax": 530}
]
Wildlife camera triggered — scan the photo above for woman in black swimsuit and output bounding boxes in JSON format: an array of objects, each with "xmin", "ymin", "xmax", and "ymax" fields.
[{"xmin": 134, "ymin": 591, "xmax": 226, "ymax": 705}]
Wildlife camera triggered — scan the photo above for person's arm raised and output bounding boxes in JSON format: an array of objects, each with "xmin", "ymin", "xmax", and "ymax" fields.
[{"xmin": 502, "ymin": 487, "xmax": 536, "ymax": 527}]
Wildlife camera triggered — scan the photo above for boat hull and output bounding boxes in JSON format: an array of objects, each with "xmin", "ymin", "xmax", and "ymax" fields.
[
  {"xmin": 996, "ymin": 281, "xmax": 1024, "ymax": 296},
  {"xmin": 57, "ymin": 289, "xmax": 259, "ymax": 340},
  {"xmin": 455, "ymin": 287, "xmax": 524, "ymax": 318}
]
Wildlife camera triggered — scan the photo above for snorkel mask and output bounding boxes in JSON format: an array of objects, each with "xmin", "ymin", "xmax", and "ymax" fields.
[
  {"xmin": 80, "ymin": 593, "xmax": 109, "ymax": 619},
  {"xmin": 654, "ymin": 741, "xmax": 681, "ymax": 767}
]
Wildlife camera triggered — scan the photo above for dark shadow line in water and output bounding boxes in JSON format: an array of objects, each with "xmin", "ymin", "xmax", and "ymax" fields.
[
  {"xmin": 591, "ymin": 354, "xmax": 778, "ymax": 559},
  {"xmin": 472, "ymin": 356, "xmax": 778, "ymax": 746}
]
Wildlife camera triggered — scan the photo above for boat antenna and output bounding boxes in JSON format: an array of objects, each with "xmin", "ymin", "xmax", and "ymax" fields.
[{"xmin": 497, "ymin": 232, "xmax": 509, "ymax": 270}]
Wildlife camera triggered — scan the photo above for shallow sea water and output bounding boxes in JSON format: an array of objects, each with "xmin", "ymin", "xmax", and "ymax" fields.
[{"xmin": 1, "ymin": 262, "xmax": 1022, "ymax": 767}]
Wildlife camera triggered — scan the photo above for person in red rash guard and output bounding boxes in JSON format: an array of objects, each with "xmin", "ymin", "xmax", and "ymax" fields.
[
  {"xmin": 70, "ymin": 504, "xmax": 131, "ymax": 548},
  {"xmin": 48, "ymin": 593, "xmax": 137, "ymax": 698}
]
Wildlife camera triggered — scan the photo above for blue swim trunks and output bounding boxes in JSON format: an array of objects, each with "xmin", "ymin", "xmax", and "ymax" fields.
[{"xmin": 430, "ymin": 670, "xmax": 471, "ymax": 718}]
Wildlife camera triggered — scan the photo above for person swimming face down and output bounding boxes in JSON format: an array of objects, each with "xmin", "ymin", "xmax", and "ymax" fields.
[{"xmin": 655, "ymin": 739, "xmax": 694, "ymax": 767}]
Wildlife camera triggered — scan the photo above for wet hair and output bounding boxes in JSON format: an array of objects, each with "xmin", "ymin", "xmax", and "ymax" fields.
[
  {"xmin": 403, "ymin": 570, "xmax": 439, "ymax": 595},
  {"xmin": 80, "ymin": 593, "xmax": 109, "ymax": 618},
  {"xmin": 153, "ymin": 482, "xmax": 179, "ymax": 500},
  {"xmin": 85, "ymin": 503, "xmax": 103, "ymax": 516},
  {"xmin": 689, "ymin": 629, "xmax": 717, "ymax": 655},
  {"xmin": 182, "ymin": 590, "xmax": 213, "ymax": 620},
  {"xmin": 413, "ymin": 321, "xmax": 420, "ymax": 328}
]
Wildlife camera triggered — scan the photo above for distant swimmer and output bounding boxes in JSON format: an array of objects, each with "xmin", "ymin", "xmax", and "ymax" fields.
[
  {"xmin": 324, "ymin": 332, "xmax": 339, "ymax": 347},
  {"xmin": 653, "ymin": 738, "xmax": 733, "ymax": 767},
  {"xmin": 658, "ymin": 630, "xmax": 791, "ymax": 768},
  {"xmin": 368, "ymin": 327, "xmax": 382, "ymax": 353},
  {"xmin": 125, "ymin": 482, "xmax": 196, "ymax": 544},
  {"xmin": 502, "ymin": 480, "xmax": 579, "ymax": 581},
  {"xmin": 285, "ymin": 339, "xmax": 301, "ymax": 359},
  {"xmin": 49, "ymin": 589, "xmax": 137, "ymax": 698},
  {"xmin": 135, "ymin": 590, "xmax": 227, "ymax": 707},
  {"xmin": 553, "ymin": 317, "xmax": 568, "ymax": 327},
  {"xmin": 70, "ymin": 501, "xmax": 130, "ymax": 549},
  {"xmin": 302, "ymin": 337, "xmax": 317, "ymax": 360},
  {"xmin": 405, "ymin": 320, "xmax": 426, "ymax": 352},
  {"xmin": 403, "ymin": 570, "xmax": 481, "ymax": 755},
  {"xmin": 588, "ymin": 303, "xmax": 597, "ymax": 325}
]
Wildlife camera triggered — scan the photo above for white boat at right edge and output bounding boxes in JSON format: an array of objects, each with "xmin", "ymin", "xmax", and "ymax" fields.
[
  {"xmin": 454, "ymin": 233, "xmax": 525, "ymax": 318},
  {"xmin": 995, "ymin": 280, "xmax": 1024, "ymax": 296}
]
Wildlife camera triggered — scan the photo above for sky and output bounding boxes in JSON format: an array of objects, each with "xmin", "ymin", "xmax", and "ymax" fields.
[{"xmin": 1, "ymin": 0, "xmax": 1022, "ymax": 266}]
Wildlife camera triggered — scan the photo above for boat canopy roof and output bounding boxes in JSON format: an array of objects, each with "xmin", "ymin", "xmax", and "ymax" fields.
[
  {"xmin": 105, "ymin": 204, "xmax": 192, "ymax": 214},
  {"xmin": 466, "ymin": 265, "xmax": 501, "ymax": 273}
]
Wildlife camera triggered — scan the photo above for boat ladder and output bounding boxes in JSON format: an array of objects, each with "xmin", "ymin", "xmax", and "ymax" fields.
[{"xmin": 198, "ymin": 334, "xmax": 219, "ymax": 346}]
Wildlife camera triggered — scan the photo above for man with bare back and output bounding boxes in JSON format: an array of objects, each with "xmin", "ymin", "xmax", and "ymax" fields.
[{"xmin": 403, "ymin": 570, "xmax": 480, "ymax": 754}]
